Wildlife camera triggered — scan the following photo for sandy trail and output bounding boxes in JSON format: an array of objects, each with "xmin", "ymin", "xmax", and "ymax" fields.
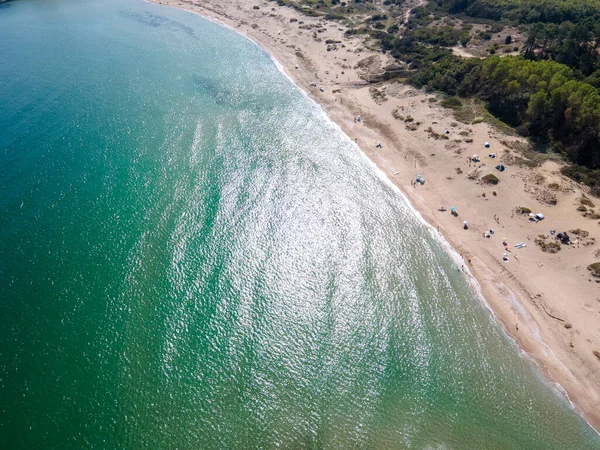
[{"xmin": 404, "ymin": 0, "xmax": 426, "ymax": 25}]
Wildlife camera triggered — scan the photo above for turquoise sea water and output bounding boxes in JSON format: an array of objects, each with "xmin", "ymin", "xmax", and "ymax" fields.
[{"xmin": 1, "ymin": 0, "xmax": 599, "ymax": 448}]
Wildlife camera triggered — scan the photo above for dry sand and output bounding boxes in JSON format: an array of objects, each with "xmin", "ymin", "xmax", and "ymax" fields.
[{"xmin": 152, "ymin": 0, "xmax": 600, "ymax": 430}]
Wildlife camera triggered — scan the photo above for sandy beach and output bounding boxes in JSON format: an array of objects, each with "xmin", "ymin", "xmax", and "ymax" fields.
[{"xmin": 153, "ymin": 0, "xmax": 600, "ymax": 430}]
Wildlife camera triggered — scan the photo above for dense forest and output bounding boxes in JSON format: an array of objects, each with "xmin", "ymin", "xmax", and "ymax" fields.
[{"xmin": 436, "ymin": 0, "xmax": 600, "ymax": 24}]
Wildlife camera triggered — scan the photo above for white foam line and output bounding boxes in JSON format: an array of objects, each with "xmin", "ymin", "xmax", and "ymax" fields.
[{"xmin": 152, "ymin": 0, "xmax": 599, "ymax": 435}]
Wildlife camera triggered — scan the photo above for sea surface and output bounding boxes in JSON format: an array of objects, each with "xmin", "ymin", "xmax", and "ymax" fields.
[{"xmin": 1, "ymin": 0, "xmax": 599, "ymax": 448}]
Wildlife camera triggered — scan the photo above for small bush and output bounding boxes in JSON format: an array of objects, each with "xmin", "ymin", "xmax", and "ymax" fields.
[
  {"xmin": 580, "ymin": 195, "xmax": 595, "ymax": 208},
  {"xmin": 548, "ymin": 183, "xmax": 560, "ymax": 191},
  {"xmin": 535, "ymin": 237, "xmax": 561, "ymax": 253},
  {"xmin": 482, "ymin": 174, "xmax": 499, "ymax": 185},
  {"xmin": 441, "ymin": 97, "xmax": 462, "ymax": 109},
  {"xmin": 588, "ymin": 262, "xmax": 600, "ymax": 278},
  {"xmin": 570, "ymin": 229, "xmax": 589, "ymax": 238},
  {"xmin": 577, "ymin": 205, "xmax": 588, "ymax": 212},
  {"xmin": 516, "ymin": 206, "xmax": 532, "ymax": 214},
  {"xmin": 587, "ymin": 211, "xmax": 600, "ymax": 220}
]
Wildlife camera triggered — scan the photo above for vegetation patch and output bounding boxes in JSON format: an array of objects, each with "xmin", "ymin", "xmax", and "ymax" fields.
[
  {"xmin": 588, "ymin": 262, "xmax": 600, "ymax": 278},
  {"xmin": 440, "ymin": 96, "xmax": 462, "ymax": 109},
  {"xmin": 580, "ymin": 195, "xmax": 595, "ymax": 208},
  {"xmin": 481, "ymin": 174, "xmax": 499, "ymax": 185},
  {"xmin": 516, "ymin": 206, "xmax": 532, "ymax": 214},
  {"xmin": 547, "ymin": 183, "xmax": 560, "ymax": 191},
  {"xmin": 535, "ymin": 235, "xmax": 561, "ymax": 253},
  {"xmin": 570, "ymin": 229, "xmax": 589, "ymax": 238},
  {"xmin": 392, "ymin": 108, "xmax": 404, "ymax": 120},
  {"xmin": 369, "ymin": 86, "xmax": 388, "ymax": 103}
]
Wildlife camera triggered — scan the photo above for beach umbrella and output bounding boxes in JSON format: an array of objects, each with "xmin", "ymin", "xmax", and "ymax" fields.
[{"xmin": 450, "ymin": 207, "xmax": 457, "ymax": 212}]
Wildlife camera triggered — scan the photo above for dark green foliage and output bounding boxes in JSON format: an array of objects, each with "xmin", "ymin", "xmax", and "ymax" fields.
[
  {"xmin": 388, "ymin": 24, "xmax": 400, "ymax": 34},
  {"xmin": 440, "ymin": 96, "xmax": 463, "ymax": 108},
  {"xmin": 482, "ymin": 174, "xmax": 500, "ymax": 184},
  {"xmin": 522, "ymin": 22, "xmax": 600, "ymax": 76},
  {"xmin": 410, "ymin": 25, "xmax": 471, "ymax": 46},
  {"xmin": 380, "ymin": 33, "xmax": 453, "ymax": 69},
  {"xmin": 436, "ymin": 0, "xmax": 600, "ymax": 25}
]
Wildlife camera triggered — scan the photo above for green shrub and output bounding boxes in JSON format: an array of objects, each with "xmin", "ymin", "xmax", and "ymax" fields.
[
  {"xmin": 482, "ymin": 174, "xmax": 500, "ymax": 184},
  {"xmin": 440, "ymin": 96, "xmax": 462, "ymax": 109}
]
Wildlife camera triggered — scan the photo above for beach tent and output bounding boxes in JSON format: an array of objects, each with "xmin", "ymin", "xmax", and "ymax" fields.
[
  {"xmin": 557, "ymin": 232, "xmax": 570, "ymax": 244},
  {"xmin": 495, "ymin": 164, "xmax": 505, "ymax": 172},
  {"xmin": 484, "ymin": 142, "xmax": 490, "ymax": 148},
  {"xmin": 535, "ymin": 213, "xmax": 545, "ymax": 221}
]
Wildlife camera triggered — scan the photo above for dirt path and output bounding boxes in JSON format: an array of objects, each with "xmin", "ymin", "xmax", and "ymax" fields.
[{"xmin": 404, "ymin": 0, "xmax": 426, "ymax": 25}]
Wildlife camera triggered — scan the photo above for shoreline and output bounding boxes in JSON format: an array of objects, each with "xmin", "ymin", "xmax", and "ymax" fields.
[{"xmin": 151, "ymin": 0, "xmax": 600, "ymax": 432}]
